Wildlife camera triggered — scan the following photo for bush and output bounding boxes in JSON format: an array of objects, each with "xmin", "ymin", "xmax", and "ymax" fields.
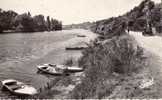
[{"xmin": 70, "ymin": 34, "xmax": 144, "ymax": 99}]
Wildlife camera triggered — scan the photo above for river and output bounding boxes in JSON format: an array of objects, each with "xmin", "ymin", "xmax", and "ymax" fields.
[{"xmin": 0, "ymin": 29, "xmax": 97, "ymax": 98}]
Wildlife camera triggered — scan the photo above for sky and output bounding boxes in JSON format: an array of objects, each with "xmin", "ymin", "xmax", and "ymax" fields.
[{"xmin": 0, "ymin": 0, "xmax": 161, "ymax": 25}]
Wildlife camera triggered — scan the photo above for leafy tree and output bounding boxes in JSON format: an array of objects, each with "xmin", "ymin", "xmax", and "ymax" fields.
[
  {"xmin": 46, "ymin": 16, "xmax": 51, "ymax": 31},
  {"xmin": 151, "ymin": 7, "xmax": 161, "ymax": 26},
  {"xmin": 51, "ymin": 18, "xmax": 62, "ymax": 30},
  {"xmin": 33, "ymin": 14, "xmax": 47, "ymax": 31},
  {"xmin": 0, "ymin": 10, "xmax": 17, "ymax": 32},
  {"xmin": 14, "ymin": 13, "xmax": 35, "ymax": 32},
  {"xmin": 0, "ymin": 8, "xmax": 62, "ymax": 32}
]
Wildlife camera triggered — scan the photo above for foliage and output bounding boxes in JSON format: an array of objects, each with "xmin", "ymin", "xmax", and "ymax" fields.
[
  {"xmin": 51, "ymin": 18, "xmax": 62, "ymax": 31},
  {"xmin": 0, "ymin": 8, "xmax": 62, "ymax": 33},
  {"xmin": 91, "ymin": 0, "xmax": 162, "ymax": 36},
  {"xmin": 46, "ymin": 16, "xmax": 51, "ymax": 31},
  {"xmin": 0, "ymin": 10, "xmax": 18, "ymax": 32},
  {"xmin": 14, "ymin": 13, "xmax": 35, "ymax": 32},
  {"xmin": 70, "ymin": 34, "xmax": 144, "ymax": 99},
  {"xmin": 33, "ymin": 15, "xmax": 47, "ymax": 31}
]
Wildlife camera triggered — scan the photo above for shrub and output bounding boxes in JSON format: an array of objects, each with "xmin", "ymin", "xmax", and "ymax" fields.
[{"xmin": 70, "ymin": 34, "xmax": 144, "ymax": 99}]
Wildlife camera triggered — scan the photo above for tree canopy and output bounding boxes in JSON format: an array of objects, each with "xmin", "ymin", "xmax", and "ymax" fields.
[{"xmin": 0, "ymin": 8, "xmax": 62, "ymax": 33}]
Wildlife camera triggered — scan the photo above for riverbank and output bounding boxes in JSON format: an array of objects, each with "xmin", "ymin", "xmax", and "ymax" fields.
[
  {"xmin": 68, "ymin": 31, "xmax": 162, "ymax": 99},
  {"xmin": 69, "ymin": 33, "xmax": 148, "ymax": 99}
]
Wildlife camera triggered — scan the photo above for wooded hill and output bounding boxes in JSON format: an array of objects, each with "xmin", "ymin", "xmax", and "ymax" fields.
[{"xmin": 91, "ymin": 0, "xmax": 162, "ymax": 38}]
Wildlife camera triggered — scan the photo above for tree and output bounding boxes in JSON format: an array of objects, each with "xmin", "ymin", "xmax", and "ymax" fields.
[
  {"xmin": 0, "ymin": 8, "xmax": 63, "ymax": 33},
  {"xmin": 51, "ymin": 18, "xmax": 62, "ymax": 30},
  {"xmin": 27, "ymin": 11, "xmax": 31, "ymax": 16},
  {"xmin": 0, "ymin": 10, "xmax": 18, "ymax": 32},
  {"xmin": 33, "ymin": 14, "xmax": 47, "ymax": 31},
  {"xmin": 46, "ymin": 16, "xmax": 51, "ymax": 31},
  {"xmin": 14, "ymin": 13, "xmax": 35, "ymax": 32}
]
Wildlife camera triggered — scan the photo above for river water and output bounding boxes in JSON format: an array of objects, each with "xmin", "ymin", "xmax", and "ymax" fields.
[{"xmin": 0, "ymin": 29, "xmax": 96, "ymax": 98}]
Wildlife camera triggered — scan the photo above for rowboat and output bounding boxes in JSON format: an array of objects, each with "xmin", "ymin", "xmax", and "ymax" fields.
[
  {"xmin": 1, "ymin": 79, "xmax": 38, "ymax": 96},
  {"xmin": 37, "ymin": 64, "xmax": 65, "ymax": 75},
  {"xmin": 37, "ymin": 64, "xmax": 84, "ymax": 74}
]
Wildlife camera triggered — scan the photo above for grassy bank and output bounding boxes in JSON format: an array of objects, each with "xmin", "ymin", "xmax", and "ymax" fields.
[{"xmin": 69, "ymin": 34, "xmax": 153, "ymax": 99}]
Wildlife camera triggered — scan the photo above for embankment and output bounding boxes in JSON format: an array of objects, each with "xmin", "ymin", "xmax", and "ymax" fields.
[
  {"xmin": 69, "ymin": 31, "xmax": 162, "ymax": 99},
  {"xmin": 70, "ymin": 33, "xmax": 150, "ymax": 99}
]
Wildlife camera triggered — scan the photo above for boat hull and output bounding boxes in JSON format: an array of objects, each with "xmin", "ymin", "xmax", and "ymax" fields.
[
  {"xmin": 66, "ymin": 67, "xmax": 84, "ymax": 72},
  {"xmin": 37, "ymin": 66, "xmax": 64, "ymax": 75},
  {"xmin": 1, "ymin": 79, "xmax": 37, "ymax": 96},
  {"xmin": 65, "ymin": 47, "xmax": 86, "ymax": 50}
]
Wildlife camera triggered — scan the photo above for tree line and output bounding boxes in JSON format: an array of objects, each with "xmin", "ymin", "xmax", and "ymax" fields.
[{"xmin": 0, "ymin": 8, "xmax": 62, "ymax": 33}]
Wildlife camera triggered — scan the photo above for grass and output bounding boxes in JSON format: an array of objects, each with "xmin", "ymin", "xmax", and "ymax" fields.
[{"xmin": 70, "ymin": 34, "xmax": 146, "ymax": 99}]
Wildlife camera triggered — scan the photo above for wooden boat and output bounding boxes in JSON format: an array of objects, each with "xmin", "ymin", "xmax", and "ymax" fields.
[
  {"xmin": 65, "ymin": 66, "xmax": 84, "ymax": 72},
  {"xmin": 65, "ymin": 46, "xmax": 87, "ymax": 50},
  {"xmin": 38, "ymin": 64, "xmax": 84, "ymax": 73},
  {"xmin": 37, "ymin": 64, "xmax": 65, "ymax": 75},
  {"xmin": 1, "ymin": 79, "xmax": 38, "ymax": 96},
  {"xmin": 77, "ymin": 35, "xmax": 86, "ymax": 37}
]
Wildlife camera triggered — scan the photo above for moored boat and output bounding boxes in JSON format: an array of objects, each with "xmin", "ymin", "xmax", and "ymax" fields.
[
  {"xmin": 77, "ymin": 34, "xmax": 86, "ymax": 37},
  {"xmin": 65, "ymin": 46, "xmax": 87, "ymax": 50},
  {"xmin": 37, "ymin": 64, "xmax": 84, "ymax": 73},
  {"xmin": 1, "ymin": 79, "xmax": 38, "ymax": 96},
  {"xmin": 37, "ymin": 64, "xmax": 65, "ymax": 75}
]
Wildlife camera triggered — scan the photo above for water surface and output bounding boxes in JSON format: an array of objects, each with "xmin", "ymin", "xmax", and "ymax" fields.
[{"xmin": 0, "ymin": 29, "xmax": 96, "ymax": 98}]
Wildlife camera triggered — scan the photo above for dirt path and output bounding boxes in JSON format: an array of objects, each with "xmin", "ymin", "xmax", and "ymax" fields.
[
  {"xmin": 130, "ymin": 31, "xmax": 162, "ymax": 98},
  {"xmin": 129, "ymin": 31, "xmax": 162, "ymax": 74}
]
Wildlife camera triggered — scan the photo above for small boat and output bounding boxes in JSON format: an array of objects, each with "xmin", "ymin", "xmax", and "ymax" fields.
[
  {"xmin": 65, "ymin": 46, "xmax": 87, "ymax": 50},
  {"xmin": 1, "ymin": 79, "xmax": 38, "ymax": 96},
  {"xmin": 37, "ymin": 64, "xmax": 65, "ymax": 75},
  {"xmin": 65, "ymin": 66, "xmax": 84, "ymax": 72},
  {"xmin": 55, "ymin": 64, "xmax": 84, "ymax": 72},
  {"xmin": 77, "ymin": 35, "xmax": 86, "ymax": 37},
  {"xmin": 37, "ymin": 64, "xmax": 84, "ymax": 73}
]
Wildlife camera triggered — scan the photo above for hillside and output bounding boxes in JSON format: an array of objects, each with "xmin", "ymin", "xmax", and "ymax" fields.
[
  {"xmin": 63, "ymin": 22, "xmax": 93, "ymax": 30},
  {"xmin": 91, "ymin": 0, "xmax": 162, "ymax": 38}
]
